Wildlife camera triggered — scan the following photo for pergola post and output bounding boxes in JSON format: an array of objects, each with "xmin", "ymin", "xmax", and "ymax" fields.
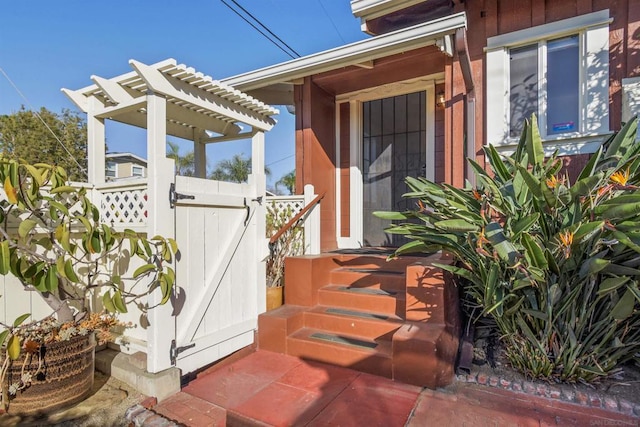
[
  {"xmin": 145, "ymin": 92, "xmax": 176, "ymax": 373},
  {"xmin": 87, "ymin": 97, "xmax": 106, "ymax": 184},
  {"xmin": 193, "ymin": 130, "xmax": 207, "ymax": 179}
]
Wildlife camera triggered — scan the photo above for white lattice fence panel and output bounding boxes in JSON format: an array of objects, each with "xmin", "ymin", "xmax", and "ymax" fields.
[
  {"xmin": 266, "ymin": 196, "xmax": 305, "ymax": 221},
  {"xmin": 101, "ymin": 188, "xmax": 148, "ymax": 225}
]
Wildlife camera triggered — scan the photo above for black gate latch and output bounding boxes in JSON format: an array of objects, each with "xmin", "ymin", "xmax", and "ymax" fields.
[{"xmin": 170, "ymin": 339, "xmax": 196, "ymax": 365}]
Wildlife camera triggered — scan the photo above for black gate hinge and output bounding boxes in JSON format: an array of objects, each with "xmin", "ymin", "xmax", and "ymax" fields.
[
  {"xmin": 170, "ymin": 339, "xmax": 196, "ymax": 365},
  {"xmin": 169, "ymin": 183, "xmax": 195, "ymax": 208}
]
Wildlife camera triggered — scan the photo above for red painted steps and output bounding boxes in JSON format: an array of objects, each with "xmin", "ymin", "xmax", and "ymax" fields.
[{"xmin": 257, "ymin": 252, "xmax": 460, "ymax": 389}]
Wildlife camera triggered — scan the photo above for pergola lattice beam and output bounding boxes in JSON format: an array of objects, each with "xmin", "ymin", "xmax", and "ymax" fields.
[
  {"xmin": 129, "ymin": 60, "xmax": 276, "ymax": 132},
  {"xmin": 91, "ymin": 75, "xmax": 136, "ymax": 104}
]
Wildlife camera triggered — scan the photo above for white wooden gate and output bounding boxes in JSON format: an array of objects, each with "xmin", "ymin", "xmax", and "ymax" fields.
[{"xmin": 171, "ymin": 172, "xmax": 266, "ymax": 374}]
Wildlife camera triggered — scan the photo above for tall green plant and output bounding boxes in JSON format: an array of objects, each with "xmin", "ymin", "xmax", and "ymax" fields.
[{"xmin": 377, "ymin": 115, "xmax": 640, "ymax": 382}]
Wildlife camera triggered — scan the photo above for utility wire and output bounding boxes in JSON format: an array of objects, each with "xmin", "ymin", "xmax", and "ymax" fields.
[
  {"xmin": 266, "ymin": 154, "xmax": 294, "ymax": 167},
  {"xmin": 0, "ymin": 67, "xmax": 87, "ymax": 175},
  {"xmin": 220, "ymin": 0, "xmax": 301, "ymax": 59},
  {"xmin": 317, "ymin": 0, "xmax": 346, "ymax": 44}
]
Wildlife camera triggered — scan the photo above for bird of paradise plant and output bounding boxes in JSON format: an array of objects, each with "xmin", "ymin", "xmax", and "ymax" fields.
[{"xmin": 376, "ymin": 115, "xmax": 640, "ymax": 382}]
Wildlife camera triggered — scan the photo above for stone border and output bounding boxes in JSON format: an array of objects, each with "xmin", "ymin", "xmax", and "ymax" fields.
[
  {"xmin": 125, "ymin": 404, "xmax": 179, "ymax": 427},
  {"xmin": 456, "ymin": 372, "xmax": 640, "ymax": 417}
]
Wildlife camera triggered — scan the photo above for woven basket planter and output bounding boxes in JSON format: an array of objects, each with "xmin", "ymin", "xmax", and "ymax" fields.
[{"xmin": 3, "ymin": 334, "xmax": 95, "ymax": 415}]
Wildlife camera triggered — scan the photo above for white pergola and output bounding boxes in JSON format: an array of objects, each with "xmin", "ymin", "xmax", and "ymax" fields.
[
  {"xmin": 62, "ymin": 59, "xmax": 279, "ymax": 374},
  {"xmin": 62, "ymin": 58, "xmax": 279, "ymax": 183}
]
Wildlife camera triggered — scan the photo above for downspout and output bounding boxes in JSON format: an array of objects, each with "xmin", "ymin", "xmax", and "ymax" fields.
[
  {"xmin": 455, "ymin": 28, "xmax": 476, "ymax": 187},
  {"xmin": 455, "ymin": 26, "xmax": 477, "ymax": 375}
]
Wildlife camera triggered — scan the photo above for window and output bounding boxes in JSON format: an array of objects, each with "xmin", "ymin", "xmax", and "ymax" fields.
[
  {"xmin": 106, "ymin": 162, "xmax": 116, "ymax": 178},
  {"xmin": 132, "ymin": 165, "xmax": 144, "ymax": 177},
  {"xmin": 486, "ymin": 10, "xmax": 611, "ymax": 155}
]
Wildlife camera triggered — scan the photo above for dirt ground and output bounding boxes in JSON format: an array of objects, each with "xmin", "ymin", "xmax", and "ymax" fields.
[{"xmin": 0, "ymin": 371, "xmax": 145, "ymax": 427}]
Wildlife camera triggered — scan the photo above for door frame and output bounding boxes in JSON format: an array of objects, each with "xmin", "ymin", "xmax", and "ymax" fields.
[{"xmin": 335, "ymin": 74, "xmax": 442, "ymax": 248}]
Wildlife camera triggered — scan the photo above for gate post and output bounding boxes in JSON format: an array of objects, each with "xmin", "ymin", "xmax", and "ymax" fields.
[
  {"xmin": 145, "ymin": 92, "xmax": 176, "ymax": 373},
  {"xmin": 251, "ymin": 131, "xmax": 267, "ymax": 314}
]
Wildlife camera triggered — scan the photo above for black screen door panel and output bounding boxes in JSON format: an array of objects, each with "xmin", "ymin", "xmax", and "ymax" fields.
[{"xmin": 363, "ymin": 91, "xmax": 426, "ymax": 247}]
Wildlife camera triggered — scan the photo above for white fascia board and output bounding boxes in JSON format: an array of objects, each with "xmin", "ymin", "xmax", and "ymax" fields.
[
  {"xmin": 350, "ymin": 0, "xmax": 424, "ymax": 20},
  {"xmin": 222, "ymin": 12, "xmax": 467, "ymax": 92}
]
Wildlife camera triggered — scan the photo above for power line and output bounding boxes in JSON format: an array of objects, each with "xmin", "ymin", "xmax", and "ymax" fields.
[
  {"xmin": 0, "ymin": 67, "xmax": 87, "ymax": 175},
  {"xmin": 317, "ymin": 0, "xmax": 346, "ymax": 44},
  {"xmin": 266, "ymin": 154, "xmax": 294, "ymax": 167},
  {"xmin": 220, "ymin": 0, "xmax": 300, "ymax": 59}
]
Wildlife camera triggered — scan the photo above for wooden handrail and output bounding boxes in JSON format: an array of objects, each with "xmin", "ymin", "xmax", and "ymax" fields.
[{"xmin": 269, "ymin": 191, "xmax": 326, "ymax": 245}]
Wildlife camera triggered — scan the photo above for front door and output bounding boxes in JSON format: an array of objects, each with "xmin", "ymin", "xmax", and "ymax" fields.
[{"xmin": 362, "ymin": 91, "xmax": 426, "ymax": 247}]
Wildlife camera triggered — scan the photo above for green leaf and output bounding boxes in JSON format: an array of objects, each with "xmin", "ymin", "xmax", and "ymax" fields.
[
  {"xmin": 113, "ymin": 291, "xmax": 127, "ymax": 313},
  {"xmin": 168, "ymin": 238, "xmax": 178, "ymax": 254},
  {"xmin": 526, "ymin": 114, "xmax": 545, "ymax": 167},
  {"xmin": 612, "ymin": 288, "xmax": 636, "ymax": 320},
  {"xmin": 0, "ymin": 330, "xmax": 9, "ymax": 348},
  {"xmin": 18, "ymin": 219, "xmax": 37, "ymax": 239},
  {"xmin": 46, "ymin": 266, "xmax": 58, "ymax": 292},
  {"xmin": 374, "ymin": 211, "xmax": 411, "ymax": 220},
  {"xmin": 573, "ymin": 221, "xmax": 603, "ymax": 244},
  {"xmin": 569, "ymin": 174, "xmax": 603, "ymax": 200},
  {"xmin": 0, "ymin": 240, "xmax": 10, "ymax": 275},
  {"xmin": 434, "ymin": 219, "xmax": 479, "ymax": 232},
  {"xmin": 484, "ymin": 145, "xmax": 510, "ymax": 182},
  {"xmin": 102, "ymin": 292, "xmax": 116, "ymax": 313},
  {"xmin": 13, "ymin": 313, "xmax": 30, "ymax": 327},
  {"xmin": 133, "ymin": 263, "xmax": 156, "ymax": 278},
  {"xmin": 512, "ymin": 213, "xmax": 540, "ymax": 238},
  {"xmin": 485, "ymin": 222, "xmax": 520, "ymax": 265},
  {"xmin": 23, "ymin": 164, "xmax": 44, "ymax": 186},
  {"xmin": 597, "ymin": 277, "xmax": 629, "ymax": 296},
  {"xmin": 64, "ymin": 259, "xmax": 79, "ymax": 283},
  {"xmin": 49, "ymin": 185, "xmax": 76, "ymax": 194},
  {"xmin": 521, "ymin": 234, "xmax": 548, "ymax": 270},
  {"xmin": 7, "ymin": 335, "xmax": 21, "ymax": 360},
  {"xmin": 579, "ymin": 258, "xmax": 610, "ymax": 278},
  {"xmin": 160, "ymin": 274, "xmax": 171, "ymax": 305}
]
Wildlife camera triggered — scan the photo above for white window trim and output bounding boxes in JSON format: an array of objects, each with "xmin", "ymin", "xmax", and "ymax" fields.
[
  {"xmin": 106, "ymin": 162, "xmax": 117, "ymax": 178},
  {"xmin": 335, "ymin": 75, "xmax": 438, "ymax": 249},
  {"xmin": 486, "ymin": 10, "xmax": 612, "ymax": 156},
  {"xmin": 131, "ymin": 164, "xmax": 144, "ymax": 177}
]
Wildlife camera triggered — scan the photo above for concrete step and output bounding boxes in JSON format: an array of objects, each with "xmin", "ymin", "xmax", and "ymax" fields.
[
  {"xmin": 330, "ymin": 267, "xmax": 406, "ymax": 291},
  {"xmin": 330, "ymin": 253, "xmax": 429, "ymax": 272},
  {"xmin": 303, "ymin": 305, "xmax": 403, "ymax": 339},
  {"xmin": 287, "ymin": 327, "xmax": 393, "ymax": 378},
  {"xmin": 318, "ymin": 285, "xmax": 406, "ymax": 317}
]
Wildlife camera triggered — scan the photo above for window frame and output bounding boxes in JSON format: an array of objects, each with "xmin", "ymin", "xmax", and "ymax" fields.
[
  {"xmin": 486, "ymin": 10, "xmax": 612, "ymax": 156},
  {"xmin": 105, "ymin": 161, "xmax": 117, "ymax": 178},
  {"xmin": 131, "ymin": 165, "xmax": 144, "ymax": 177}
]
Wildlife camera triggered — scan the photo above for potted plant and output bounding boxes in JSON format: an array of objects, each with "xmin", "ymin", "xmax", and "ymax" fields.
[
  {"xmin": 0, "ymin": 158, "xmax": 176, "ymax": 414},
  {"xmin": 265, "ymin": 201, "xmax": 303, "ymax": 310}
]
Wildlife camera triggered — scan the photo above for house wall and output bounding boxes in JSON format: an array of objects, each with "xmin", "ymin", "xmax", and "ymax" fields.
[
  {"xmin": 295, "ymin": 78, "xmax": 337, "ymax": 251},
  {"xmin": 456, "ymin": 0, "xmax": 640, "ymax": 181}
]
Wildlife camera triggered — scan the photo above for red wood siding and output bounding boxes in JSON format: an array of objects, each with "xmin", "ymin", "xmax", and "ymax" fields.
[{"xmin": 295, "ymin": 78, "xmax": 337, "ymax": 251}]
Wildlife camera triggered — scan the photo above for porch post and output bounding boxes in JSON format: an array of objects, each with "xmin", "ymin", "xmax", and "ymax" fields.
[
  {"xmin": 193, "ymin": 129, "xmax": 207, "ymax": 179},
  {"xmin": 87, "ymin": 97, "xmax": 105, "ymax": 184},
  {"xmin": 145, "ymin": 92, "xmax": 176, "ymax": 373},
  {"xmin": 304, "ymin": 184, "xmax": 321, "ymax": 255},
  {"xmin": 250, "ymin": 130, "xmax": 267, "ymax": 314}
]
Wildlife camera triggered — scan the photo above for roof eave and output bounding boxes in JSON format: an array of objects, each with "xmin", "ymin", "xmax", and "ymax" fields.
[{"xmin": 222, "ymin": 12, "xmax": 467, "ymax": 92}]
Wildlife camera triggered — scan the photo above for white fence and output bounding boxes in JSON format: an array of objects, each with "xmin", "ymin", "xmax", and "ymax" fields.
[{"xmin": 266, "ymin": 184, "xmax": 320, "ymax": 255}]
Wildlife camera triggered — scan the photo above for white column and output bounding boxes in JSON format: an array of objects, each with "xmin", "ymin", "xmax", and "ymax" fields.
[
  {"xmin": 193, "ymin": 129, "xmax": 207, "ymax": 179},
  {"xmin": 250, "ymin": 131, "xmax": 267, "ymax": 314},
  {"xmin": 87, "ymin": 97, "xmax": 106, "ymax": 184},
  {"xmin": 304, "ymin": 184, "xmax": 321, "ymax": 255},
  {"xmin": 145, "ymin": 93, "xmax": 176, "ymax": 373}
]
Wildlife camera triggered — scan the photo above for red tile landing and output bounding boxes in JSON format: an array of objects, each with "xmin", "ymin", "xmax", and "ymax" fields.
[{"xmin": 151, "ymin": 350, "xmax": 639, "ymax": 426}]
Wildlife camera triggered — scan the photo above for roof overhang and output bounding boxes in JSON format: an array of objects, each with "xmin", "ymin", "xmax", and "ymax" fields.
[
  {"xmin": 350, "ymin": 0, "xmax": 426, "ymax": 21},
  {"xmin": 222, "ymin": 12, "xmax": 466, "ymax": 100}
]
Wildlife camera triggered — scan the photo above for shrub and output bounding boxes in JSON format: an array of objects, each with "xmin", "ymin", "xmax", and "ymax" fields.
[
  {"xmin": 377, "ymin": 115, "xmax": 640, "ymax": 382},
  {"xmin": 265, "ymin": 201, "xmax": 303, "ymax": 288}
]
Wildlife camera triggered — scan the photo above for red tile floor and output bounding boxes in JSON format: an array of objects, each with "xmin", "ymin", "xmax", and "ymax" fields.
[{"xmin": 152, "ymin": 350, "xmax": 639, "ymax": 426}]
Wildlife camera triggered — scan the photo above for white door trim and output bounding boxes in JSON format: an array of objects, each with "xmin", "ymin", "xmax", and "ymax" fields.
[{"xmin": 335, "ymin": 76, "xmax": 438, "ymax": 249}]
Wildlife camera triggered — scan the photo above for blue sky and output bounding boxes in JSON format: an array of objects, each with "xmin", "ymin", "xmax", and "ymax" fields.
[{"xmin": 0, "ymin": 1, "xmax": 367, "ymax": 190}]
